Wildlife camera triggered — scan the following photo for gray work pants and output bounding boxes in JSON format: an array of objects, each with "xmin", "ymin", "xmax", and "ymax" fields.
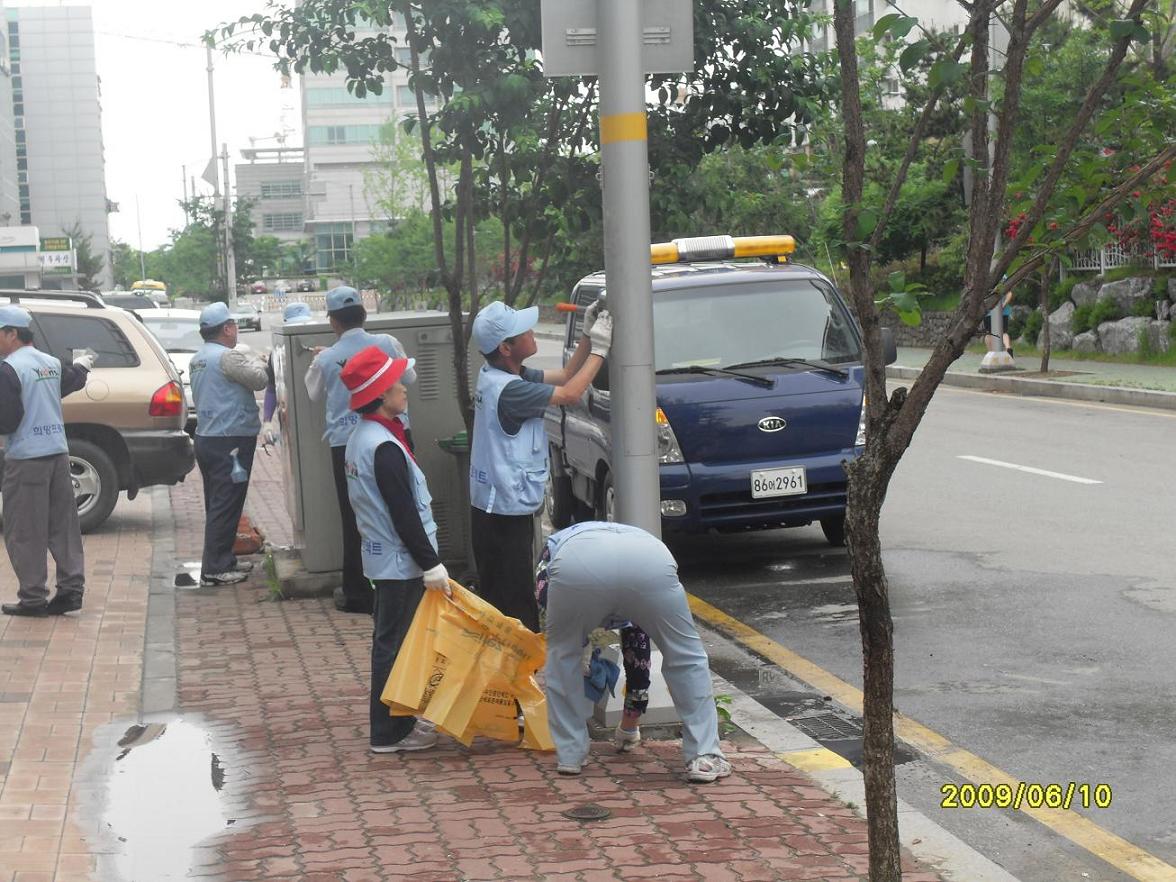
[
  {"xmin": 2, "ymin": 453, "xmax": 85, "ymax": 607},
  {"xmin": 544, "ymin": 525, "xmax": 723, "ymax": 768}
]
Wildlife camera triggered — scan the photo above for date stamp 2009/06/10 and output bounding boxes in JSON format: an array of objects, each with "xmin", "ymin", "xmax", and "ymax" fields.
[{"xmin": 941, "ymin": 782, "xmax": 1112, "ymax": 810}]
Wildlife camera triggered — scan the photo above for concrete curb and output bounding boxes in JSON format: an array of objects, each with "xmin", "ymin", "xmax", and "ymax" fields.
[
  {"xmin": 708, "ymin": 668, "xmax": 1022, "ymax": 882},
  {"xmin": 141, "ymin": 486, "xmax": 179, "ymax": 715},
  {"xmin": 887, "ymin": 364, "xmax": 1176, "ymax": 410}
]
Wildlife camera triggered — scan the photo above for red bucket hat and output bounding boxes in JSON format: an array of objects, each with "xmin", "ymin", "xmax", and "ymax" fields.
[{"xmin": 340, "ymin": 346, "xmax": 415, "ymax": 411}]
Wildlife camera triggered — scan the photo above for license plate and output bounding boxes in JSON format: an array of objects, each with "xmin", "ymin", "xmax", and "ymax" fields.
[{"xmin": 750, "ymin": 467, "xmax": 807, "ymax": 499}]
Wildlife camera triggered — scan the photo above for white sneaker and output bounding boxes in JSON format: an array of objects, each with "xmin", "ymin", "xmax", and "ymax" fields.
[
  {"xmin": 614, "ymin": 725, "xmax": 641, "ymax": 753},
  {"xmin": 200, "ymin": 571, "xmax": 248, "ymax": 586},
  {"xmin": 370, "ymin": 724, "xmax": 438, "ymax": 754},
  {"xmin": 685, "ymin": 754, "xmax": 732, "ymax": 783},
  {"xmin": 233, "ymin": 561, "xmax": 255, "ymax": 574}
]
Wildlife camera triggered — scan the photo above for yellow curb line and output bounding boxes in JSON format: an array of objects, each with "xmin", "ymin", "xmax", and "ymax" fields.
[
  {"xmin": 688, "ymin": 593, "xmax": 1176, "ymax": 882},
  {"xmin": 778, "ymin": 747, "xmax": 853, "ymax": 772}
]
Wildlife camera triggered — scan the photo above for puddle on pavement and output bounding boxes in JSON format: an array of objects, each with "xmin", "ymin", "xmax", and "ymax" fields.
[{"xmin": 102, "ymin": 719, "xmax": 236, "ymax": 880}]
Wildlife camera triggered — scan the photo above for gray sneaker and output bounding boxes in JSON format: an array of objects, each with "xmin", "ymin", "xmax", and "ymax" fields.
[
  {"xmin": 200, "ymin": 571, "xmax": 248, "ymax": 586},
  {"xmin": 370, "ymin": 724, "xmax": 438, "ymax": 754}
]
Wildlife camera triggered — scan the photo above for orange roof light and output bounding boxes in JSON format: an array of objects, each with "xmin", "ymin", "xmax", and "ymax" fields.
[{"xmin": 649, "ymin": 235, "xmax": 795, "ymax": 265}]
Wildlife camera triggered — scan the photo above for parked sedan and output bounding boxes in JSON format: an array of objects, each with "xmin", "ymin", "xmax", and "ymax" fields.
[{"xmin": 232, "ymin": 300, "xmax": 263, "ymax": 331}]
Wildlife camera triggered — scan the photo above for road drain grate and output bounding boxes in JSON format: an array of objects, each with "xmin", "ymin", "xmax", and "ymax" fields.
[{"xmin": 789, "ymin": 712, "xmax": 863, "ymax": 740}]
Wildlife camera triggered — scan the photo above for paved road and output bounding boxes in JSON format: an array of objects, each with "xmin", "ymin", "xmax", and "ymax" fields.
[{"xmin": 533, "ymin": 334, "xmax": 1176, "ymax": 882}]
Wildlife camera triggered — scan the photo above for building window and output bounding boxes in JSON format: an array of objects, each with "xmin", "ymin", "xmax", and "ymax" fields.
[
  {"xmin": 305, "ymin": 86, "xmax": 392, "ymax": 106},
  {"xmin": 396, "ymin": 85, "xmax": 437, "ymax": 108},
  {"xmin": 855, "ymin": 0, "xmax": 871, "ymax": 15},
  {"xmin": 315, "ymin": 223, "xmax": 353, "ymax": 270},
  {"xmin": 307, "ymin": 124, "xmax": 383, "ymax": 146},
  {"xmin": 19, "ymin": 211, "xmax": 30, "ymax": 224},
  {"xmin": 262, "ymin": 212, "xmax": 304, "ymax": 232},
  {"xmin": 260, "ymin": 180, "xmax": 303, "ymax": 199}
]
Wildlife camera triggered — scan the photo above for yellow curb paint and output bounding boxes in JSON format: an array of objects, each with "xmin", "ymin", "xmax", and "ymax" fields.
[
  {"xmin": 600, "ymin": 112, "xmax": 647, "ymax": 144},
  {"xmin": 688, "ymin": 594, "xmax": 1176, "ymax": 882},
  {"xmin": 778, "ymin": 747, "xmax": 852, "ymax": 772}
]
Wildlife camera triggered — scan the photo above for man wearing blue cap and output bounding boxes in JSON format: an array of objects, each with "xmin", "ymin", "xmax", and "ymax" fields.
[
  {"xmin": 305, "ymin": 286, "xmax": 414, "ymax": 614},
  {"xmin": 189, "ymin": 301, "xmax": 269, "ymax": 586},
  {"xmin": 0, "ymin": 305, "xmax": 94, "ymax": 616},
  {"xmin": 469, "ymin": 299, "xmax": 612, "ymax": 630}
]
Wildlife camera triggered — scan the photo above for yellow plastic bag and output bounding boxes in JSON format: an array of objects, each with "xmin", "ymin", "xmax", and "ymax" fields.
[{"xmin": 381, "ymin": 582, "xmax": 553, "ymax": 750}]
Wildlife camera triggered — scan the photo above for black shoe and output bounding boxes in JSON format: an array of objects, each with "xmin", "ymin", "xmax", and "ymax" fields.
[
  {"xmin": 46, "ymin": 592, "xmax": 83, "ymax": 615},
  {"xmin": 333, "ymin": 587, "xmax": 373, "ymax": 614},
  {"xmin": 2, "ymin": 602, "xmax": 49, "ymax": 617}
]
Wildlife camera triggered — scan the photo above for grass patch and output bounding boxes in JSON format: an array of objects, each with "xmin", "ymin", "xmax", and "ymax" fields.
[
  {"xmin": 262, "ymin": 549, "xmax": 284, "ymax": 602},
  {"xmin": 981, "ymin": 343, "xmax": 1176, "ymax": 368}
]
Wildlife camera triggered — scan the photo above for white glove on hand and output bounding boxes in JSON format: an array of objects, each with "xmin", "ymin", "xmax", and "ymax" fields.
[
  {"xmin": 422, "ymin": 563, "xmax": 451, "ymax": 595},
  {"xmin": 72, "ymin": 348, "xmax": 97, "ymax": 371},
  {"xmin": 587, "ymin": 309, "xmax": 613, "ymax": 360},
  {"xmin": 581, "ymin": 298, "xmax": 602, "ymax": 337}
]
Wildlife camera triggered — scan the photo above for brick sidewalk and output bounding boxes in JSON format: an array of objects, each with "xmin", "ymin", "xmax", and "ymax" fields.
[
  {"xmin": 160, "ymin": 449, "xmax": 947, "ymax": 882},
  {"xmin": 0, "ymin": 495, "xmax": 153, "ymax": 882}
]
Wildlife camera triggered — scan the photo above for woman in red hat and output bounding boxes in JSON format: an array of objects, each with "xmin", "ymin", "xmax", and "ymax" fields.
[{"xmin": 341, "ymin": 346, "xmax": 451, "ymax": 753}]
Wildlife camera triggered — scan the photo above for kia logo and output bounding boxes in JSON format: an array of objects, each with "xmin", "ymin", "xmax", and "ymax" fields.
[{"xmin": 758, "ymin": 416, "xmax": 787, "ymax": 432}]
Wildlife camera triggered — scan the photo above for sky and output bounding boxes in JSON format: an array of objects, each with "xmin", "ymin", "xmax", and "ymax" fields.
[{"xmin": 15, "ymin": 0, "xmax": 298, "ymax": 251}]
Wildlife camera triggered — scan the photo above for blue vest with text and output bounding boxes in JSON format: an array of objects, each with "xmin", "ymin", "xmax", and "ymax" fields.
[
  {"xmin": 190, "ymin": 343, "xmax": 261, "ymax": 437},
  {"xmin": 469, "ymin": 364, "xmax": 548, "ymax": 515},
  {"xmin": 345, "ymin": 419, "xmax": 438, "ymax": 581},
  {"xmin": 317, "ymin": 330, "xmax": 411, "ymax": 447},
  {"xmin": 3, "ymin": 346, "xmax": 69, "ymax": 459}
]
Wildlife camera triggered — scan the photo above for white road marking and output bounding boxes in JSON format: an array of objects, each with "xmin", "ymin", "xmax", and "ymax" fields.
[{"xmin": 958, "ymin": 455, "xmax": 1102, "ymax": 485}]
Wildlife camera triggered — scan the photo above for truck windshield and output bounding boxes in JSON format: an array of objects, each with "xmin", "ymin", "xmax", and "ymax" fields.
[{"xmin": 652, "ymin": 278, "xmax": 861, "ymax": 372}]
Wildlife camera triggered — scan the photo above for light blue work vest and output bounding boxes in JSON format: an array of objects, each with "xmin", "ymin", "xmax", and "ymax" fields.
[
  {"xmin": 190, "ymin": 343, "xmax": 261, "ymax": 437},
  {"xmin": 3, "ymin": 345, "xmax": 69, "ymax": 459},
  {"xmin": 317, "ymin": 330, "xmax": 413, "ymax": 447},
  {"xmin": 345, "ymin": 419, "xmax": 438, "ymax": 581},
  {"xmin": 469, "ymin": 364, "xmax": 548, "ymax": 515}
]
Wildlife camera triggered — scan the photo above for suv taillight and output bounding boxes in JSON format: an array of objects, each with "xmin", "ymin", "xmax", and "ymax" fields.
[{"xmin": 149, "ymin": 381, "xmax": 184, "ymax": 417}]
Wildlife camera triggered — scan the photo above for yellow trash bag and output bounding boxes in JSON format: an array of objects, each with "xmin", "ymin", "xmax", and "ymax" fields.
[{"xmin": 381, "ymin": 581, "xmax": 553, "ymax": 750}]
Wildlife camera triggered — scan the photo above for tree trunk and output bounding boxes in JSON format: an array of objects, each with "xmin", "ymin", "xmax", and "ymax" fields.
[
  {"xmin": 845, "ymin": 454, "xmax": 901, "ymax": 882},
  {"xmin": 1040, "ymin": 262, "xmax": 1052, "ymax": 373}
]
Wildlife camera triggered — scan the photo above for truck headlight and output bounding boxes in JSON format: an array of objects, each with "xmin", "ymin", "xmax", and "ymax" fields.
[
  {"xmin": 655, "ymin": 407, "xmax": 684, "ymax": 464},
  {"xmin": 855, "ymin": 396, "xmax": 867, "ymax": 448}
]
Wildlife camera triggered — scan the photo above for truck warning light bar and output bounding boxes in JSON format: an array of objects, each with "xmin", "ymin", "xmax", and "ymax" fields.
[{"xmin": 650, "ymin": 234, "xmax": 796, "ymax": 265}]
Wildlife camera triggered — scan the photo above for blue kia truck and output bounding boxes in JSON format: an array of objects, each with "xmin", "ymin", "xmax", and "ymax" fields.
[{"xmin": 542, "ymin": 235, "xmax": 896, "ymax": 546}]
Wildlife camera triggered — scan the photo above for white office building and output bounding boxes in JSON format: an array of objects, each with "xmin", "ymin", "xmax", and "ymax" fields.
[
  {"xmin": 7, "ymin": 5, "xmax": 111, "ymax": 287},
  {"xmin": 0, "ymin": 3, "xmax": 19, "ymax": 227},
  {"xmin": 236, "ymin": 146, "xmax": 307, "ymax": 245},
  {"xmin": 299, "ymin": 12, "xmax": 434, "ymax": 273}
]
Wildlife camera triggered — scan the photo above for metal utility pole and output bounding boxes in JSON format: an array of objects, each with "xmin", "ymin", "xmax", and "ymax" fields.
[
  {"xmin": 135, "ymin": 195, "xmax": 147, "ymax": 282},
  {"xmin": 221, "ymin": 143, "xmax": 238, "ymax": 308},
  {"xmin": 597, "ymin": 0, "xmax": 660, "ymax": 535},
  {"xmin": 205, "ymin": 47, "xmax": 220, "ymax": 197}
]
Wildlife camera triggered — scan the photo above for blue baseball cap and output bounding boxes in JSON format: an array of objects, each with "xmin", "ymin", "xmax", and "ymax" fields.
[
  {"xmin": 0, "ymin": 304, "xmax": 32, "ymax": 328},
  {"xmin": 326, "ymin": 286, "xmax": 362, "ymax": 313},
  {"xmin": 283, "ymin": 301, "xmax": 314, "ymax": 323},
  {"xmin": 199, "ymin": 302, "xmax": 233, "ymax": 329},
  {"xmin": 472, "ymin": 301, "xmax": 539, "ymax": 355}
]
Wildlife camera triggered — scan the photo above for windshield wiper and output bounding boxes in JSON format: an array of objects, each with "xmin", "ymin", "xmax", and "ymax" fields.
[
  {"xmin": 655, "ymin": 365, "xmax": 774, "ymax": 387},
  {"xmin": 722, "ymin": 357, "xmax": 848, "ymax": 378}
]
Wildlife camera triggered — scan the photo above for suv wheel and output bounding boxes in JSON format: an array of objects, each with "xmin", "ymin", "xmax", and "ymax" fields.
[
  {"xmin": 595, "ymin": 472, "xmax": 616, "ymax": 523},
  {"xmin": 69, "ymin": 439, "xmax": 119, "ymax": 533},
  {"xmin": 545, "ymin": 467, "xmax": 576, "ymax": 530},
  {"xmin": 820, "ymin": 514, "xmax": 847, "ymax": 547}
]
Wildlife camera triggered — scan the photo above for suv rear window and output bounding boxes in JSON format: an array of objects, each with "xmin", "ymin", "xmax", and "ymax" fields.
[{"xmin": 35, "ymin": 313, "xmax": 141, "ymax": 368}]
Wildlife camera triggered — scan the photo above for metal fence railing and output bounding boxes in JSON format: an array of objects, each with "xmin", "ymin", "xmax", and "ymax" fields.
[{"xmin": 1066, "ymin": 244, "xmax": 1176, "ymax": 275}]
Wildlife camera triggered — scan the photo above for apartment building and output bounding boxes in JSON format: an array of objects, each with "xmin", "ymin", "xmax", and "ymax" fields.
[{"xmin": 7, "ymin": 5, "xmax": 111, "ymax": 287}]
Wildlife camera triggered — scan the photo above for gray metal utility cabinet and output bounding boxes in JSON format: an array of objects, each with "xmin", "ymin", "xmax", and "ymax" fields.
[{"xmin": 272, "ymin": 311, "xmax": 476, "ymax": 577}]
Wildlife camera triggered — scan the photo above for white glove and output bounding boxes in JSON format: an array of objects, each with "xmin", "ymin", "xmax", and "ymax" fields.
[
  {"xmin": 422, "ymin": 563, "xmax": 451, "ymax": 595},
  {"xmin": 72, "ymin": 348, "xmax": 97, "ymax": 371},
  {"xmin": 263, "ymin": 421, "xmax": 279, "ymax": 447},
  {"xmin": 587, "ymin": 309, "xmax": 612, "ymax": 360},
  {"xmin": 581, "ymin": 298, "xmax": 602, "ymax": 337}
]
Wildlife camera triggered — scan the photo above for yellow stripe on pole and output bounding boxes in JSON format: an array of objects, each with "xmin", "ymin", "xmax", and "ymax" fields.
[{"xmin": 600, "ymin": 112, "xmax": 648, "ymax": 144}]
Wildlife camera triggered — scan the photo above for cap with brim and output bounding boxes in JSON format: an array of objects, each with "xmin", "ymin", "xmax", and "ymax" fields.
[
  {"xmin": 283, "ymin": 302, "xmax": 314, "ymax": 323},
  {"xmin": 326, "ymin": 286, "xmax": 362, "ymax": 313},
  {"xmin": 199, "ymin": 302, "xmax": 233, "ymax": 329},
  {"xmin": 340, "ymin": 346, "xmax": 415, "ymax": 411},
  {"xmin": 0, "ymin": 304, "xmax": 32, "ymax": 328},
  {"xmin": 472, "ymin": 301, "xmax": 539, "ymax": 355}
]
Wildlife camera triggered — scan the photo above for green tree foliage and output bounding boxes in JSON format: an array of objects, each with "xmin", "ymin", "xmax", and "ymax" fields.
[{"xmin": 61, "ymin": 221, "xmax": 106, "ymax": 291}]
